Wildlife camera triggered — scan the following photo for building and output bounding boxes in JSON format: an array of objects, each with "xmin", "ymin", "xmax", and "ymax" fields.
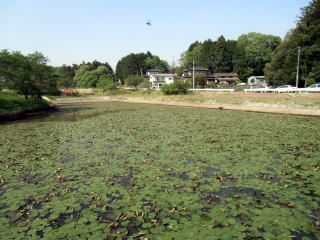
[
  {"xmin": 149, "ymin": 74, "xmax": 174, "ymax": 88},
  {"xmin": 214, "ymin": 73, "xmax": 239, "ymax": 84},
  {"xmin": 181, "ymin": 67, "xmax": 215, "ymax": 81},
  {"xmin": 247, "ymin": 76, "xmax": 266, "ymax": 86},
  {"xmin": 180, "ymin": 67, "xmax": 239, "ymax": 84},
  {"xmin": 146, "ymin": 68, "xmax": 161, "ymax": 76}
]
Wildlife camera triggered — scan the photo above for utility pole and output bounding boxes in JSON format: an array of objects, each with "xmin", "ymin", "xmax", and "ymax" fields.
[
  {"xmin": 296, "ymin": 46, "xmax": 301, "ymax": 88},
  {"xmin": 192, "ymin": 60, "xmax": 195, "ymax": 90},
  {"xmin": 172, "ymin": 56, "xmax": 175, "ymax": 74}
]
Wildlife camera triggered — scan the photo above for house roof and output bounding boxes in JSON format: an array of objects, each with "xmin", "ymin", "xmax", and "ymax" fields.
[
  {"xmin": 216, "ymin": 78, "xmax": 238, "ymax": 81},
  {"xmin": 146, "ymin": 68, "xmax": 160, "ymax": 72},
  {"xmin": 150, "ymin": 74, "xmax": 174, "ymax": 77},
  {"xmin": 183, "ymin": 74, "xmax": 215, "ymax": 79},
  {"xmin": 214, "ymin": 73, "xmax": 238, "ymax": 77},
  {"xmin": 183, "ymin": 66, "xmax": 210, "ymax": 72}
]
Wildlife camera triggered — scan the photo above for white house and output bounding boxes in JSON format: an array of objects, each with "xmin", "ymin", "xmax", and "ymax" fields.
[
  {"xmin": 149, "ymin": 74, "xmax": 174, "ymax": 88},
  {"xmin": 247, "ymin": 76, "xmax": 266, "ymax": 86}
]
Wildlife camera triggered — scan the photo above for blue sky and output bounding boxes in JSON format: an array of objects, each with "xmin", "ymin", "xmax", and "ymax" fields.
[{"xmin": 0, "ymin": 0, "xmax": 310, "ymax": 69}]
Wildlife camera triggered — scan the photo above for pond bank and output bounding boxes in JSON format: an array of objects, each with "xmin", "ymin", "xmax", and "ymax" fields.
[
  {"xmin": 53, "ymin": 96, "xmax": 320, "ymax": 117},
  {"xmin": 0, "ymin": 92, "xmax": 57, "ymax": 122},
  {"xmin": 0, "ymin": 105, "xmax": 56, "ymax": 122}
]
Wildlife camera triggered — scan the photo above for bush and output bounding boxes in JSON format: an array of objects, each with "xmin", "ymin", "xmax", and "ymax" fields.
[
  {"xmin": 97, "ymin": 76, "xmax": 117, "ymax": 92},
  {"xmin": 138, "ymin": 79, "xmax": 151, "ymax": 89},
  {"xmin": 125, "ymin": 75, "xmax": 144, "ymax": 90},
  {"xmin": 207, "ymin": 82, "xmax": 217, "ymax": 88},
  {"xmin": 161, "ymin": 80, "xmax": 190, "ymax": 95},
  {"xmin": 195, "ymin": 74, "xmax": 206, "ymax": 88},
  {"xmin": 161, "ymin": 83, "xmax": 179, "ymax": 95}
]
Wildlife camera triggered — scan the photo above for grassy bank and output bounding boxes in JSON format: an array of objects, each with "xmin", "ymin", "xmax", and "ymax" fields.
[
  {"xmin": 55, "ymin": 89, "xmax": 320, "ymax": 109},
  {"xmin": 0, "ymin": 92, "xmax": 50, "ymax": 119}
]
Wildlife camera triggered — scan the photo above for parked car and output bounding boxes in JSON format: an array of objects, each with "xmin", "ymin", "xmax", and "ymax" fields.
[
  {"xmin": 308, "ymin": 83, "xmax": 320, "ymax": 88},
  {"xmin": 306, "ymin": 83, "xmax": 320, "ymax": 92},
  {"xmin": 244, "ymin": 86, "xmax": 272, "ymax": 92},
  {"xmin": 275, "ymin": 85, "xmax": 297, "ymax": 93}
]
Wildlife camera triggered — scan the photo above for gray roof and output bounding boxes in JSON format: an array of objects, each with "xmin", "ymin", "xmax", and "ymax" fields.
[
  {"xmin": 214, "ymin": 73, "xmax": 238, "ymax": 77},
  {"xmin": 183, "ymin": 66, "xmax": 210, "ymax": 72},
  {"xmin": 150, "ymin": 74, "xmax": 173, "ymax": 77}
]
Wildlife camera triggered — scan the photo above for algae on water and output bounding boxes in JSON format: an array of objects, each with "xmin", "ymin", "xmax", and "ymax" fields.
[{"xmin": 0, "ymin": 102, "xmax": 319, "ymax": 239}]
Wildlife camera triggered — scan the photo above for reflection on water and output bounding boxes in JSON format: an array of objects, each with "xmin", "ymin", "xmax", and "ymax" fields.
[
  {"xmin": 38, "ymin": 104, "xmax": 136, "ymax": 122},
  {"xmin": 0, "ymin": 102, "xmax": 139, "ymax": 124},
  {"xmin": 0, "ymin": 102, "xmax": 137, "ymax": 123}
]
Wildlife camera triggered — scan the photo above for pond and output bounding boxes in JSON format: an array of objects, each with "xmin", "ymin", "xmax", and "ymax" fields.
[{"xmin": 0, "ymin": 102, "xmax": 319, "ymax": 239}]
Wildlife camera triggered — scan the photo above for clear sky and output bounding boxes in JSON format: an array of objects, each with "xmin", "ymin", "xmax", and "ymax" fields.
[{"xmin": 0, "ymin": 0, "xmax": 310, "ymax": 70}]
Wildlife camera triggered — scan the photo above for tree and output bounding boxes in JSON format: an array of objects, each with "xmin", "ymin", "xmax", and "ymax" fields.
[
  {"xmin": 74, "ymin": 65, "xmax": 115, "ymax": 88},
  {"xmin": 96, "ymin": 75, "xmax": 117, "ymax": 91},
  {"xmin": 214, "ymin": 35, "xmax": 229, "ymax": 72},
  {"xmin": 116, "ymin": 52, "xmax": 168, "ymax": 83},
  {"xmin": 306, "ymin": 62, "xmax": 320, "ymax": 86},
  {"xmin": 143, "ymin": 56, "xmax": 169, "ymax": 73},
  {"xmin": 180, "ymin": 36, "xmax": 244, "ymax": 74},
  {"xmin": 236, "ymin": 32, "xmax": 281, "ymax": 80},
  {"xmin": 0, "ymin": 50, "xmax": 58, "ymax": 99},
  {"xmin": 54, "ymin": 64, "xmax": 78, "ymax": 88},
  {"xmin": 195, "ymin": 74, "xmax": 206, "ymax": 88},
  {"xmin": 124, "ymin": 75, "xmax": 144, "ymax": 90},
  {"xmin": 265, "ymin": 0, "xmax": 320, "ymax": 86}
]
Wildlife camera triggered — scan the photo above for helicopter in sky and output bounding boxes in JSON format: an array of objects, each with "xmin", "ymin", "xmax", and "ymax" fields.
[{"xmin": 146, "ymin": 20, "xmax": 152, "ymax": 26}]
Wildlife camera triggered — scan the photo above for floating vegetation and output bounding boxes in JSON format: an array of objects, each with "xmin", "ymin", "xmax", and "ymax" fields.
[{"xmin": 0, "ymin": 102, "xmax": 319, "ymax": 239}]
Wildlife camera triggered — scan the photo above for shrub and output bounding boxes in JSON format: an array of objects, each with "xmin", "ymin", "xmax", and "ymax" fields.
[
  {"xmin": 125, "ymin": 75, "xmax": 144, "ymax": 90},
  {"xmin": 161, "ymin": 80, "xmax": 190, "ymax": 95},
  {"xmin": 138, "ymin": 79, "xmax": 151, "ymax": 89},
  {"xmin": 97, "ymin": 76, "xmax": 117, "ymax": 92},
  {"xmin": 175, "ymin": 80, "xmax": 190, "ymax": 94},
  {"xmin": 207, "ymin": 82, "xmax": 217, "ymax": 88},
  {"xmin": 195, "ymin": 74, "xmax": 206, "ymax": 88},
  {"xmin": 161, "ymin": 83, "xmax": 179, "ymax": 95}
]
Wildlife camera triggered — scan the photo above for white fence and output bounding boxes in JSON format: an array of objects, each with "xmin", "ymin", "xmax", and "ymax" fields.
[
  {"xmin": 244, "ymin": 88, "xmax": 320, "ymax": 93},
  {"xmin": 190, "ymin": 88, "xmax": 234, "ymax": 92}
]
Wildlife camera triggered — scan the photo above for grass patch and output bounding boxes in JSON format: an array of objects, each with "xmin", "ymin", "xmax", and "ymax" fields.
[
  {"xmin": 0, "ymin": 102, "xmax": 319, "ymax": 239},
  {"xmin": 0, "ymin": 92, "xmax": 49, "ymax": 115}
]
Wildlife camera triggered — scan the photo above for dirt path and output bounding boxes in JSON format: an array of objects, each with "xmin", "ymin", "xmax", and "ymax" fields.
[{"xmin": 53, "ymin": 97, "xmax": 320, "ymax": 117}]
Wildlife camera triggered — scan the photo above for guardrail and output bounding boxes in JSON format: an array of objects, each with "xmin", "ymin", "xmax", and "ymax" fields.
[
  {"xmin": 244, "ymin": 89, "xmax": 274, "ymax": 93},
  {"xmin": 190, "ymin": 88, "xmax": 234, "ymax": 92},
  {"xmin": 292, "ymin": 88, "xmax": 320, "ymax": 93},
  {"xmin": 244, "ymin": 88, "xmax": 320, "ymax": 93}
]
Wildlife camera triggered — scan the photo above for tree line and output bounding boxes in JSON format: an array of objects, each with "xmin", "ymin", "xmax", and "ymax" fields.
[
  {"xmin": 265, "ymin": 0, "xmax": 320, "ymax": 87},
  {"xmin": 0, "ymin": 0, "xmax": 319, "ymax": 97},
  {"xmin": 181, "ymin": 0, "xmax": 320, "ymax": 86},
  {"xmin": 180, "ymin": 33, "xmax": 281, "ymax": 82}
]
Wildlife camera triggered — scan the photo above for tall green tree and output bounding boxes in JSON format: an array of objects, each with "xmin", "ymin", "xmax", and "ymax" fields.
[
  {"xmin": 143, "ymin": 56, "xmax": 169, "ymax": 72},
  {"xmin": 265, "ymin": 0, "xmax": 320, "ymax": 86},
  {"xmin": 54, "ymin": 64, "xmax": 79, "ymax": 88},
  {"xmin": 116, "ymin": 52, "xmax": 168, "ymax": 83},
  {"xmin": 74, "ymin": 65, "xmax": 115, "ymax": 88},
  {"xmin": 236, "ymin": 32, "xmax": 281, "ymax": 80},
  {"xmin": 214, "ymin": 35, "xmax": 229, "ymax": 72}
]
